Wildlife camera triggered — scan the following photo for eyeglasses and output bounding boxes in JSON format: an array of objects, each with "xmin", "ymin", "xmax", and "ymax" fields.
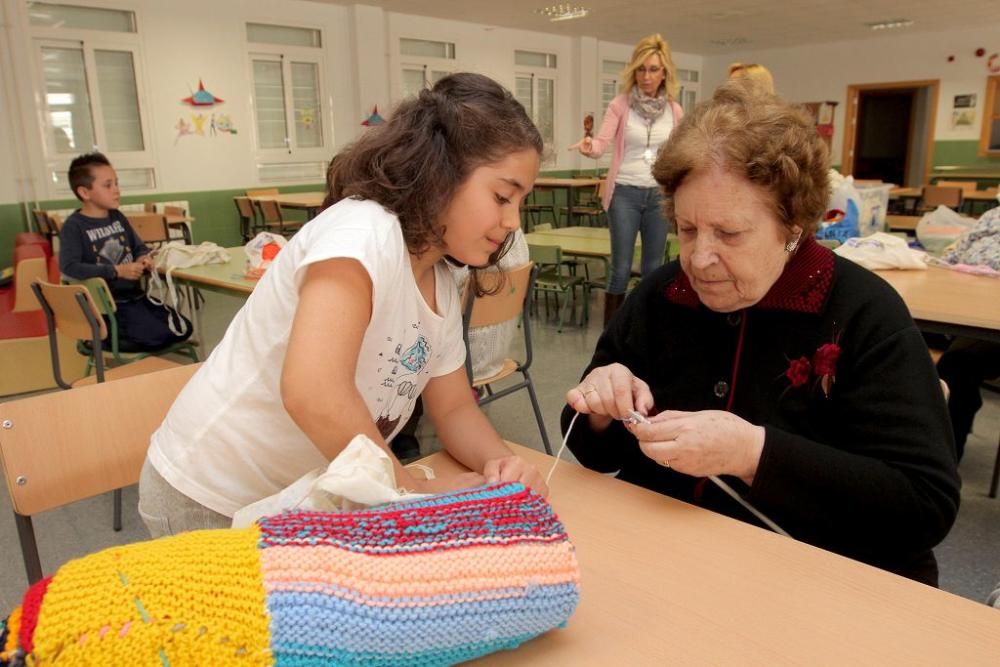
[{"xmin": 636, "ymin": 66, "xmax": 663, "ymax": 75}]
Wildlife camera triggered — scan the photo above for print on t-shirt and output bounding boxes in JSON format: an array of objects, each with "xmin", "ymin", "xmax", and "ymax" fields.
[
  {"xmin": 375, "ymin": 332, "xmax": 430, "ymax": 438},
  {"xmin": 87, "ymin": 220, "xmax": 134, "ymax": 267}
]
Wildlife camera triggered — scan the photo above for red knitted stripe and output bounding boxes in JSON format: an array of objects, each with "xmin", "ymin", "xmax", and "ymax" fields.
[{"xmin": 18, "ymin": 576, "xmax": 52, "ymax": 654}]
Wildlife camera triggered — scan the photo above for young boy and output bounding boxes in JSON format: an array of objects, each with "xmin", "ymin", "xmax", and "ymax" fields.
[{"xmin": 59, "ymin": 152, "xmax": 191, "ymax": 350}]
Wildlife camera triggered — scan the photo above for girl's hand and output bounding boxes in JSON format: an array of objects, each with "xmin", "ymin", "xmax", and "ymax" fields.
[
  {"xmin": 568, "ymin": 136, "xmax": 594, "ymax": 156},
  {"xmin": 565, "ymin": 363, "xmax": 655, "ymax": 430},
  {"xmin": 626, "ymin": 410, "xmax": 765, "ymax": 485},
  {"xmin": 410, "ymin": 471, "xmax": 487, "ymax": 495},
  {"xmin": 483, "ymin": 456, "xmax": 548, "ymax": 497}
]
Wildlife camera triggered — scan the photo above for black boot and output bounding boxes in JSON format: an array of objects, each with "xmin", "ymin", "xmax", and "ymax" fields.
[{"xmin": 603, "ymin": 292, "xmax": 625, "ymax": 327}]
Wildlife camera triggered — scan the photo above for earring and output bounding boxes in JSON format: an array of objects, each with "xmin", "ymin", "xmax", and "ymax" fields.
[{"xmin": 784, "ymin": 233, "xmax": 802, "ymax": 254}]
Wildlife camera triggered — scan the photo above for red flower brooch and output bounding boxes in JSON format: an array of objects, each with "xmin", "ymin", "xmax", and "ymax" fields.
[{"xmin": 784, "ymin": 342, "xmax": 841, "ymax": 397}]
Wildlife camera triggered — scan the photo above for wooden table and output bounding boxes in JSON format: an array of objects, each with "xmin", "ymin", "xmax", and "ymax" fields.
[
  {"xmin": 247, "ymin": 192, "xmax": 325, "ymax": 218},
  {"xmin": 886, "ymin": 214, "xmax": 920, "ymax": 232},
  {"xmin": 875, "ymin": 266, "xmax": 1000, "ymax": 343},
  {"xmin": 533, "ymin": 177, "xmax": 602, "ymax": 227},
  {"xmin": 420, "ymin": 444, "xmax": 1000, "ymax": 664},
  {"xmin": 890, "ymin": 187, "xmax": 998, "ymax": 201},
  {"xmin": 165, "ymin": 246, "xmax": 255, "ymax": 344}
]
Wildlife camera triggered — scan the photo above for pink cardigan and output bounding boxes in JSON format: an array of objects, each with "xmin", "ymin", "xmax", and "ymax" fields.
[{"xmin": 587, "ymin": 94, "xmax": 684, "ymax": 211}]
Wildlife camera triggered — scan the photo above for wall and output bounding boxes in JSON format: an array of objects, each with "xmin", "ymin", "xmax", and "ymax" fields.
[
  {"xmin": 0, "ymin": 0, "xmax": 704, "ymax": 264},
  {"xmin": 702, "ymin": 23, "xmax": 1000, "ymax": 172}
]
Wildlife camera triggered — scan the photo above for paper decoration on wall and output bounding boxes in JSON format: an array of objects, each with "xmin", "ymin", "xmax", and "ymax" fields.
[
  {"xmin": 361, "ymin": 105, "xmax": 385, "ymax": 126},
  {"xmin": 801, "ymin": 101, "xmax": 838, "ymax": 148},
  {"xmin": 182, "ymin": 79, "xmax": 225, "ymax": 107},
  {"xmin": 952, "ymin": 94, "xmax": 977, "ymax": 129},
  {"xmin": 175, "ymin": 112, "xmax": 237, "ymax": 143}
]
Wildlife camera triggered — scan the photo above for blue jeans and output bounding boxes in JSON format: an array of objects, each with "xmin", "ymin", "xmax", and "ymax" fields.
[{"xmin": 606, "ymin": 184, "xmax": 668, "ymax": 294}]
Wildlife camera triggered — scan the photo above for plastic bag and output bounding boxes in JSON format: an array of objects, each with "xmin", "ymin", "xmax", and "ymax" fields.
[
  {"xmin": 816, "ymin": 171, "xmax": 863, "ymax": 243},
  {"xmin": 833, "ymin": 232, "xmax": 928, "ymax": 270},
  {"xmin": 231, "ymin": 434, "xmax": 432, "ymax": 528},
  {"xmin": 916, "ymin": 205, "xmax": 977, "ymax": 255},
  {"xmin": 244, "ymin": 231, "xmax": 286, "ymax": 279}
]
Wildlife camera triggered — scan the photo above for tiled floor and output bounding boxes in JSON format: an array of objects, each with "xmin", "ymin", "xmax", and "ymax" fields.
[{"xmin": 1, "ymin": 277, "xmax": 998, "ymax": 613}]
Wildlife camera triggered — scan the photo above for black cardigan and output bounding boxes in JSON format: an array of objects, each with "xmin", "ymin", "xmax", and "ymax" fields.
[{"xmin": 561, "ymin": 237, "xmax": 960, "ymax": 585}]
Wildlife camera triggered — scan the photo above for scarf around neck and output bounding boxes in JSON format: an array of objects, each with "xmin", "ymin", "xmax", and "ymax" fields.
[{"xmin": 629, "ymin": 86, "xmax": 668, "ymax": 124}]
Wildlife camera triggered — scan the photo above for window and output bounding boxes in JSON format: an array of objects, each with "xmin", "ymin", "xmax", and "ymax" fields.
[
  {"xmin": 399, "ymin": 38, "xmax": 454, "ymax": 98},
  {"xmin": 514, "ymin": 50, "xmax": 557, "ymax": 148},
  {"xmin": 248, "ymin": 23, "xmax": 328, "ymax": 176},
  {"xmin": 30, "ymin": 3, "xmax": 154, "ymax": 195},
  {"xmin": 600, "ymin": 59, "xmax": 625, "ymax": 111},
  {"xmin": 677, "ymin": 68, "xmax": 700, "ymax": 114},
  {"xmin": 981, "ymin": 76, "xmax": 1000, "ymax": 157}
]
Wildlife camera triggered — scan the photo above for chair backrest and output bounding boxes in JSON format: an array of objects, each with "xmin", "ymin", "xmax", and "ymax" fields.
[
  {"xmin": 32, "ymin": 280, "xmax": 107, "ymax": 342},
  {"xmin": 256, "ymin": 198, "xmax": 283, "ymax": 223},
  {"xmin": 12, "ymin": 244, "xmax": 48, "ymax": 313},
  {"xmin": 143, "ymin": 202, "xmax": 157, "ymax": 212},
  {"xmin": 938, "ymin": 180, "xmax": 978, "ymax": 194},
  {"xmin": 0, "ymin": 363, "xmax": 199, "ymax": 516},
  {"xmin": 465, "ymin": 262, "xmax": 535, "ymax": 328},
  {"xmin": 528, "ymin": 243, "xmax": 562, "ymax": 266},
  {"xmin": 32, "ymin": 210, "xmax": 57, "ymax": 240},
  {"xmin": 163, "ymin": 205, "xmax": 186, "ymax": 217},
  {"xmin": 127, "ymin": 212, "xmax": 171, "ymax": 244},
  {"xmin": 246, "ymin": 188, "xmax": 279, "ymax": 197},
  {"xmin": 922, "ymin": 185, "xmax": 963, "ymax": 209},
  {"xmin": 234, "ymin": 197, "xmax": 255, "ymax": 219}
]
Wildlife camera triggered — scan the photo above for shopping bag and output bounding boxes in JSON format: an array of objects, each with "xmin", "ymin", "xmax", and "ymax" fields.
[{"xmin": 244, "ymin": 231, "xmax": 286, "ymax": 279}]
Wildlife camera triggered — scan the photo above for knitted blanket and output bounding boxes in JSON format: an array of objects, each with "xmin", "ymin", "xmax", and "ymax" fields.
[{"xmin": 0, "ymin": 483, "xmax": 579, "ymax": 666}]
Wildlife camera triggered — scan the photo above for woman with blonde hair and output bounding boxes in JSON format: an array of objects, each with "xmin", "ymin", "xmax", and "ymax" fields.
[
  {"xmin": 728, "ymin": 62, "xmax": 775, "ymax": 94},
  {"xmin": 570, "ymin": 33, "xmax": 683, "ymax": 324}
]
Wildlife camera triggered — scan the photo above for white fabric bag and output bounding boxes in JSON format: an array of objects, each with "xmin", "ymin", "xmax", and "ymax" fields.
[
  {"xmin": 834, "ymin": 232, "xmax": 929, "ymax": 270},
  {"xmin": 231, "ymin": 434, "xmax": 432, "ymax": 528},
  {"xmin": 146, "ymin": 241, "xmax": 230, "ymax": 335}
]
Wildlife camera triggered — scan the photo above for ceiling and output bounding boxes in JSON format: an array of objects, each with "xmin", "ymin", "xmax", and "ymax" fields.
[{"xmin": 314, "ymin": 0, "xmax": 1000, "ymax": 54}]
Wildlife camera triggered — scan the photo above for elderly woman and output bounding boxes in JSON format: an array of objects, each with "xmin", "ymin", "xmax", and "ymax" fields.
[
  {"xmin": 571, "ymin": 34, "xmax": 684, "ymax": 324},
  {"xmin": 561, "ymin": 82, "xmax": 959, "ymax": 586}
]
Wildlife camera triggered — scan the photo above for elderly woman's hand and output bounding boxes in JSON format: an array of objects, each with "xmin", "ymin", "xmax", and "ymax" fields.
[
  {"xmin": 565, "ymin": 363, "xmax": 655, "ymax": 431},
  {"xmin": 626, "ymin": 410, "xmax": 765, "ymax": 485}
]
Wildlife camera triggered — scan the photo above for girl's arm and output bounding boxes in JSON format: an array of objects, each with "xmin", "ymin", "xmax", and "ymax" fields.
[
  {"xmin": 281, "ymin": 258, "xmax": 444, "ymax": 491},
  {"xmin": 422, "ymin": 367, "xmax": 548, "ymax": 495}
]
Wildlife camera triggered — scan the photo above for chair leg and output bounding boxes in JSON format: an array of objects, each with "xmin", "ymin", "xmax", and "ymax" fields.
[
  {"xmin": 113, "ymin": 488, "xmax": 123, "ymax": 531},
  {"xmin": 990, "ymin": 432, "xmax": 1000, "ymax": 499},
  {"xmin": 523, "ymin": 371, "xmax": 552, "ymax": 455},
  {"xmin": 15, "ymin": 513, "xmax": 43, "ymax": 584}
]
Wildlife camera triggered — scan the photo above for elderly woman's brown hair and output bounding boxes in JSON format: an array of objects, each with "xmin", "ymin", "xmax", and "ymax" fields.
[
  {"xmin": 652, "ymin": 81, "xmax": 829, "ymax": 235},
  {"xmin": 621, "ymin": 33, "xmax": 680, "ymax": 99}
]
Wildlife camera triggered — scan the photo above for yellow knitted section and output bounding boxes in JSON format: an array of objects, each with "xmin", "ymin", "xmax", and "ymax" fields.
[
  {"xmin": 31, "ymin": 526, "xmax": 272, "ymax": 666},
  {"xmin": 1, "ymin": 606, "xmax": 21, "ymax": 660}
]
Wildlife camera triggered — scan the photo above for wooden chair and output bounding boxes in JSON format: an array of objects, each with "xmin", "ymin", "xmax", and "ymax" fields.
[
  {"xmin": 0, "ymin": 362, "xmax": 199, "ymax": 583},
  {"xmin": 528, "ymin": 244, "xmax": 588, "ymax": 332},
  {"xmin": 246, "ymin": 188, "xmax": 279, "ymax": 198},
  {"xmin": 558, "ymin": 180, "xmax": 606, "ymax": 227},
  {"xmin": 31, "ymin": 210, "xmax": 59, "ymax": 244},
  {"xmin": 521, "ymin": 190, "xmax": 557, "ymax": 231},
  {"xmin": 462, "ymin": 263, "xmax": 551, "ymax": 454},
  {"xmin": 34, "ymin": 278, "xmax": 198, "ymax": 378},
  {"xmin": 920, "ymin": 185, "xmax": 963, "ymax": 212},
  {"xmin": 255, "ymin": 198, "xmax": 303, "ymax": 238},
  {"xmin": 162, "ymin": 205, "xmax": 192, "ymax": 244},
  {"xmin": 234, "ymin": 197, "xmax": 255, "ymax": 242},
  {"xmin": 126, "ymin": 212, "xmax": 171, "ymax": 248}
]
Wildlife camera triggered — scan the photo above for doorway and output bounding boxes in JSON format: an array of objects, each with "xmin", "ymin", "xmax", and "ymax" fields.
[{"xmin": 841, "ymin": 80, "xmax": 938, "ymax": 187}]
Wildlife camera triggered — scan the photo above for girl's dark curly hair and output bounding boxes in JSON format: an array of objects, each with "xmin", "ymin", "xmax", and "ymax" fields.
[{"xmin": 323, "ymin": 73, "xmax": 542, "ymax": 293}]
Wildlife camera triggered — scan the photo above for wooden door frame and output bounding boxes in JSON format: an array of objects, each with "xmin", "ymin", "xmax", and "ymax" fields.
[{"xmin": 841, "ymin": 80, "xmax": 939, "ymax": 185}]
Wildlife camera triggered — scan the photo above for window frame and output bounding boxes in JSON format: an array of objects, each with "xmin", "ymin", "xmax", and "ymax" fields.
[
  {"xmin": 514, "ymin": 50, "xmax": 558, "ymax": 156},
  {"xmin": 397, "ymin": 37, "xmax": 455, "ymax": 100},
  {"xmin": 979, "ymin": 75, "xmax": 1000, "ymax": 157},
  {"xmin": 30, "ymin": 11, "xmax": 156, "ymax": 197},
  {"xmin": 247, "ymin": 27, "xmax": 330, "ymax": 166}
]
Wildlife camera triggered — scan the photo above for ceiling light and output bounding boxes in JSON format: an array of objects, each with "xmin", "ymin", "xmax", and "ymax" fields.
[
  {"xmin": 866, "ymin": 19, "xmax": 914, "ymax": 30},
  {"xmin": 709, "ymin": 37, "xmax": 750, "ymax": 48},
  {"xmin": 535, "ymin": 4, "xmax": 590, "ymax": 22}
]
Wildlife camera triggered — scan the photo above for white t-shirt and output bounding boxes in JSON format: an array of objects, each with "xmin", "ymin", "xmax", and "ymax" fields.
[
  {"xmin": 148, "ymin": 198, "xmax": 466, "ymax": 516},
  {"xmin": 616, "ymin": 107, "xmax": 675, "ymax": 187}
]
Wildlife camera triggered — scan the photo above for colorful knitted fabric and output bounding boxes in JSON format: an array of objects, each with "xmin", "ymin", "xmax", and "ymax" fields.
[{"xmin": 0, "ymin": 483, "xmax": 579, "ymax": 666}]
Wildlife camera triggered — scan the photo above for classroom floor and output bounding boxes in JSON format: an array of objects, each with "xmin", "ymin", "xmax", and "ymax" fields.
[{"xmin": 1, "ymin": 281, "xmax": 998, "ymax": 613}]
